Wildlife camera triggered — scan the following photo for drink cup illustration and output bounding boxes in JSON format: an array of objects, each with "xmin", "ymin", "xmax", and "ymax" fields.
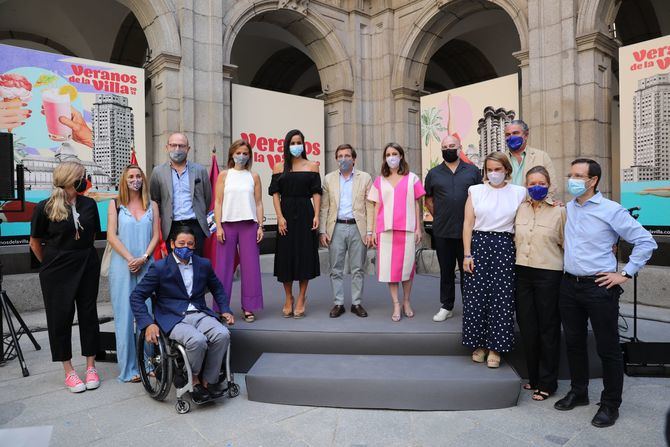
[{"xmin": 42, "ymin": 88, "xmax": 72, "ymax": 141}]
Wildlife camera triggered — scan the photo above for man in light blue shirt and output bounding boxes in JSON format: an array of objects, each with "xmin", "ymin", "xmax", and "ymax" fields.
[
  {"xmin": 554, "ymin": 158, "xmax": 657, "ymax": 429},
  {"xmin": 150, "ymin": 132, "xmax": 211, "ymax": 255}
]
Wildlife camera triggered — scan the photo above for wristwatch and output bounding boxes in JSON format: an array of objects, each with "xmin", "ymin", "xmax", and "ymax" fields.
[
  {"xmin": 620, "ymin": 270, "xmax": 632, "ymax": 279},
  {"xmin": 142, "ymin": 253, "xmax": 150, "ymax": 261}
]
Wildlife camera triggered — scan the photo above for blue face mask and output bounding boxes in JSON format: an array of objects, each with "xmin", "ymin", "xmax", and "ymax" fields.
[
  {"xmin": 338, "ymin": 158, "xmax": 353, "ymax": 172},
  {"xmin": 567, "ymin": 179, "xmax": 588, "ymax": 197},
  {"xmin": 527, "ymin": 185, "xmax": 549, "ymax": 201},
  {"xmin": 506, "ymin": 135, "xmax": 525, "ymax": 151},
  {"xmin": 289, "ymin": 144, "xmax": 304, "ymax": 157},
  {"xmin": 174, "ymin": 246, "xmax": 194, "ymax": 261}
]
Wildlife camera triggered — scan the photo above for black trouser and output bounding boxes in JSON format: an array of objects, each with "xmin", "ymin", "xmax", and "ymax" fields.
[
  {"xmin": 559, "ymin": 274, "xmax": 624, "ymax": 409},
  {"xmin": 515, "ymin": 265, "xmax": 562, "ymax": 393},
  {"xmin": 434, "ymin": 237, "xmax": 464, "ymax": 311},
  {"xmin": 40, "ymin": 247, "xmax": 100, "ymax": 362},
  {"xmin": 168, "ymin": 219, "xmax": 207, "ymax": 256}
]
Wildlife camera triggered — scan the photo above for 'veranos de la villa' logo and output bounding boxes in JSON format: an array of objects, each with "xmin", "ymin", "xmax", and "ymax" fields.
[{"xmin": 240, "ymin": 132, "xmax": 321, "ymax": 169}]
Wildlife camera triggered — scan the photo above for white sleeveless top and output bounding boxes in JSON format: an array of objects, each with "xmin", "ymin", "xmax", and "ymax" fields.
[
  {"xmin": 221, "ymin": 169, "xmax": 257, "ymax": 222},
  {"xmin": 469, "ymin": 182, "xmax": 526, "ymax": 233}
]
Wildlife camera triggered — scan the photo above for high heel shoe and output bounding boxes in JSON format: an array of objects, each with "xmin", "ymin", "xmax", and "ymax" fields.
[
  {"xmin": 487, "ymin": 351, "xmax": 501, "ymax": 368},
  {"xmin": 293, "ymin": 297, "xmax": 306, "ymax": 319},
  {"xmin": 472, "ymin": 348, "xmax": 488, "ymax": 363},
  {"xmin": 391, "ymin": 301, "xmax": 401, "ymax": 322},
  {"xmin": 402, "ymin": 302, "xmax": 414, "ymax": 318},
  {"xmin": 282, "ymin": 296, "xmax": 294, "ymax": 318}
]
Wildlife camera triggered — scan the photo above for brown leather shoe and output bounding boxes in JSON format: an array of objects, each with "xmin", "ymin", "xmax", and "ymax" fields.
[
  {"xmin": 329, "ymin": 305, "xmax": 345, "ymax": 318},
  {"xmin": 350, "ymin": 304, "xmax": 368, "ymax": 318}
]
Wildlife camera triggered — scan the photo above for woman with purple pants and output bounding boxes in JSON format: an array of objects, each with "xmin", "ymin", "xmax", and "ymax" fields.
[{"xmin": 214, "ymin": 139, "xmax": 264, "ymax": 322}]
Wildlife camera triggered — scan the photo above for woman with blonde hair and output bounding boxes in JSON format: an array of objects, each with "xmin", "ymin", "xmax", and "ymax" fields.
[
  {"xmin": 30, "ymin": 161, "xmax": 102, "ymax": 393},
  {"xmin": 107, "ymin": 164, "xmax": 160, "ymax": 382},
  {"xmin": 214, "ymin": 139, "xmax": 264, "ymax": 322},
  {"xmin": 462, "ymin": 151, "xmax": 526, "ymax": 368}
]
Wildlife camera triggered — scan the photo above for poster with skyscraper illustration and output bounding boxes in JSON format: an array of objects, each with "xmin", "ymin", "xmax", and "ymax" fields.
[
  {"xmin": 619, "ymin": 35, "xmax": 670, "ymax": 235},
  {"xmin": 0, "ymin": 43, "xmax": 145, "ymax": 245}
]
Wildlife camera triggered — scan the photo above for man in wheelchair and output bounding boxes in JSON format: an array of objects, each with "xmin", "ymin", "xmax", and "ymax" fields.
[{"xmin": 130, "ymin": 226, "xmax": 235, "ymax": 404}]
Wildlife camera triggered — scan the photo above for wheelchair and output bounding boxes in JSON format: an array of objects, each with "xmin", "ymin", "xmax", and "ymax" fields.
[{"xmin": 136, "ymin": 325, "xmax": 240, "ymax": 414}]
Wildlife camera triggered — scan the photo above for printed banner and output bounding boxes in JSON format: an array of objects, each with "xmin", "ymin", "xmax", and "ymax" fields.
[
  {"xmin": 231, "ymin": 84, "xmax": 325, "ymax": 226},
  {"xmin": 0, "ymin": 43, "xmax": 145, "ymax": 246},
  {"xmin": 619, "ymin": 36, "xmax": 670, "ymax": 236},
  {"xmin": 420, "ymin": 74, "xmax": 519, "ymax": 221}
]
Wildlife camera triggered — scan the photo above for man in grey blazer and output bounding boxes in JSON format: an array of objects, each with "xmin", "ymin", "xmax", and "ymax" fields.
[{"xmin": 150, "ymin": 132, "xmax": 211, "ymax": 255}]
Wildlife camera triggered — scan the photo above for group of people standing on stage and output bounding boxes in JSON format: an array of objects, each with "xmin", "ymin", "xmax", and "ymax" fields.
[
  {"xmin": 424, "ymin": 119, "xmax": 657, "ymax": 428},
  {"xmin": 29, "ymin": 120, "xmax": 657, "ymax": 427}
]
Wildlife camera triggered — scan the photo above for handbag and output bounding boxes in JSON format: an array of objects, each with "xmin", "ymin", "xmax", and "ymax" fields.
[{"xmin": 100, "ymin": 201, "xmax": 120, "ymax": 277}]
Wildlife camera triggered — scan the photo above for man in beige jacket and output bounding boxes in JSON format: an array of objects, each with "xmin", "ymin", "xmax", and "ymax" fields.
[
  {"xmin": 319, "ymin": 144, "xmax": 375, "ymax": 318},
  {"xmin": 505, "ymin": 119, "xmax": 558, "ymax": 197}
]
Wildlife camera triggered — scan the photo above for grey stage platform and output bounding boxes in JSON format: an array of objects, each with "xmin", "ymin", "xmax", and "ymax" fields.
[
  {"xmin": 245, "ymin": 353, "xmax": 521, "ymax": 411},
  {"xmin": 225, "ymin": 273, "xmax": 601, "ymax": 411},
  {"xmin": 226, "ymin": 274, "xmax": 601, "ymax": 377}
]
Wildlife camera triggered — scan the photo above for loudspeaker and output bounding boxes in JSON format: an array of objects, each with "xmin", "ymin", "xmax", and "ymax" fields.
[{"xmin": 0, "ymin": 132, "xmax": 15, "ymax": 200}]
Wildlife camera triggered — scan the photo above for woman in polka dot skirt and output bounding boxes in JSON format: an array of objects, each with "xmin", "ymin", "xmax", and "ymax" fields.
[{"xmin": 462, "ymin": 152, "xmax": 526, "ymax": 368}]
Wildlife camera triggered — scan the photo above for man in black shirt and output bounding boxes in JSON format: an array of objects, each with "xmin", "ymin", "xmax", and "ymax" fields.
[{"xmin": 424, "ymin": 135, "xmax": 482, "ymax": 321}]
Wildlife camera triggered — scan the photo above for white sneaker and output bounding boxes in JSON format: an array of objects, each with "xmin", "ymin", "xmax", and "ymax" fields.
[{"xmin": 432, "ymin": 308, "xmax": 453, "ymax": 322}]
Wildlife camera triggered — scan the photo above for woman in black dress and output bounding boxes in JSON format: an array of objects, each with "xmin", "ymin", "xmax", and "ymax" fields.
[
  {"xmin": 269, "ymin": 129, "xmax": 322, "ymax": 318},
  {"xmin": 29, "ymin": 161, "xmax": 102, "ymax": 393}
]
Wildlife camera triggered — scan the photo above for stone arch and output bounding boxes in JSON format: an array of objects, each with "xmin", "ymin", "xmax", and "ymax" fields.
[
  {"xmin": 576, "ymin": 0, "xmax": 621, "ymax": 37},
  {"xmin": 222, "ymin": 0, "xmax": 354, "ymax": 94},
  {"xmin": 115, "ymin": 0, "xmax": 181, "ymax": 58},
  {"xmin": 391, "ymin": 0, "xmax": 528, "ymax": 94}
]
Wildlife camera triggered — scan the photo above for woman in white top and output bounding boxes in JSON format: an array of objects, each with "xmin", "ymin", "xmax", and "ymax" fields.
[
  {"xmin": 462, "ymin": 152, "xmax": 526, "ymax": 368},
  {"xmin": 214, "ymin": 139, "xmax": 264, "ymax": 322}
]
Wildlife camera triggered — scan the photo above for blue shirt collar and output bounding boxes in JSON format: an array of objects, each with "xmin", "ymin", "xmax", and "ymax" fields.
[{"xmin": 573, "ymin": 191, "xmax": 602, "ymax": 207}]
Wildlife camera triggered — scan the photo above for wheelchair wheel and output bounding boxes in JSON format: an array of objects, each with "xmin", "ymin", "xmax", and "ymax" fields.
[
  {"xmin": 137, "ymin": 328, "xmax": 174, "ymax": 401},
  {"xmin": 175, "ymin": 399, "xmax": 190, "ymax": 414},
  {"xmin": 228, "ymin": 382, "xmax": 240, "ymax": 398}
]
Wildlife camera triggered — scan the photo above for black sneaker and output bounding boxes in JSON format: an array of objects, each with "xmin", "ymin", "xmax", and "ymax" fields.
[
  {"xmin": 207, "ymin": 381, "xmax": 226, "ymax": 399},
  {"xmin": 191, "ymin": 384, "xmax": 212, "ymax": 404}
]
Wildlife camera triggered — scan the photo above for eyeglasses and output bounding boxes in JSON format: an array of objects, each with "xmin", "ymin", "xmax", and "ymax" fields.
[
  {"xmin": 168, "ymin": 144, "xmax": 188, "ymax": 150},
  {"xmin": 566, "ymin": 174, "xmax": 592, "ymax": 180}
]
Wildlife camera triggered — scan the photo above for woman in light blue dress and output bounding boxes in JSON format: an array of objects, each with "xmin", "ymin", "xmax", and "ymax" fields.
[{"xmin": 107, "ymin": 165, "xmax": 160, "ymax": 382}]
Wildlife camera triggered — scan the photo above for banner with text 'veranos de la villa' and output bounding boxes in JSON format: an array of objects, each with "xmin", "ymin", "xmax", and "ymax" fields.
[
  {"xmin": 0, "ymin": 43, "xmax": 145, "ymax": 246},
  {"xmin": 231, "ymin": 84, "xmax": 325, "ymax": 226},
  {"xmin": 619, "ymin": 35, "xmax": 670, "ymax": 236}
]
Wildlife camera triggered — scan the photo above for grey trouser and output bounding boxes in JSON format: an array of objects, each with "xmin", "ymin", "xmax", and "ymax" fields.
[
  {"xmin": 329, "ymin": 223, "xmax": 367, "ymax": 306},
  {"xmin": 169, "ymin": 312, "xmax": 230, "ymax": 384}
]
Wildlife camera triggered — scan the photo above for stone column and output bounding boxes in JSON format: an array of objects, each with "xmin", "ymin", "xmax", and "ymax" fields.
[
  {"xmin": 392, "ymin": 87, "xmax": 423, "ymax": 175},
  {"xmin": 322, "ymin": 89, "xmax": 354, "ymax": 172},
  {"xmin": 222, "ymin": 63, "xmax": 238, "ymax": 158},
  {"xmin": 145, "ymin": 52, "xmax": 181, "ymax": 170},
  {"xmin": 575, "ymin": 31, "xmax": 619, "ymax": 195}
]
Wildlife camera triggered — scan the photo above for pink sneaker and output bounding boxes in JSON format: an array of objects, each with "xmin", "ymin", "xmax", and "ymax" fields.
[
  {"xmin": 85, "ymin": 367, "xmax": 100, "ymax": 390},
  {"xmin": 65, "ymin": 371, "xmax": 86, "ymax": 393}
]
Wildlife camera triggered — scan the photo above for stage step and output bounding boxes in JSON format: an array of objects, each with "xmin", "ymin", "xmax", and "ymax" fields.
[{"xmin": 245, "ymin": 353, "xmax": 521, "ymax": 411}]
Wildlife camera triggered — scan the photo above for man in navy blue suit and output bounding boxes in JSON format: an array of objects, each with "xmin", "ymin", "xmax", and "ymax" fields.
[{"xmin": 131, "ymin": 226, "xmax": 234, "ymax": 403}]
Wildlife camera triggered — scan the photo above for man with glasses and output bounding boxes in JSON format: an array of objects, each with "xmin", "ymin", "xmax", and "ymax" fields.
[
  {"xmin": 150, "ymin": 132, "xmax": 212, "ymax": 255},
  {"xmin": 319, "ymin": 144, "xmax": 374, "ymax": 318},
  {"xmin": 554, "ymin": 158, "xmax": 657, "ymax": 428},
  {"xmin": 424, "ymin": 134, "xmax": 482, "ymax": 321}
]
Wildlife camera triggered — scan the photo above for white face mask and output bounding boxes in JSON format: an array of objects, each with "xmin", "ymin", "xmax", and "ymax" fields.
[
  {"xmin": 487, "ymin": 171, "xmax": 506, "ymax": 186},
  {"xmin": 386, "ymin": 155, "xmax": 401, "ymax": 169},
  {"xmin": 128, "ymin": 179, "xmax": 143, "ymax": 191}
]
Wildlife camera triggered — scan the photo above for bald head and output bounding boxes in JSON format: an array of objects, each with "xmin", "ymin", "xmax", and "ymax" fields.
[
  {"xmin": 441, "ymin": 135, "xmax": 461, "ymax": 150},
  {"xmin": 168, "ymin": 132, "xmax": 189, "ymax": 147}
]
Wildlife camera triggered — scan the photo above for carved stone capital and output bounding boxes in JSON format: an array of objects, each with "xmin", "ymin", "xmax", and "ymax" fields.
[
  {"xmin": 513, "ymin": 50, "xmax": 529, "ymax": 68},
  {"xmin": 222, "ymin": 64, "xmax": 239, "ymax": 80},
  {"xmin": 278, "ymin": 0, "xmax": 309, "ymax": 15},
  {"xmin": 145, "ymin": 52, "xmax": 181, "ymax": 79},
  {"xmin": 576, "ymin": 31, "xmax": 620, "ymax": 58},
  {"xmin": 323, "ymin": 88, "xmax": 354, "ymax": 105}
]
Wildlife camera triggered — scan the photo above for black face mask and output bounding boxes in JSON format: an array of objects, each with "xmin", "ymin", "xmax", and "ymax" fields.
[
  {"xmin": 442, "ymin": 149, "xmax": 459, "ymax": 163},
  {"xmin": 74, "ymin": 176, "xmax": 88, "ymax": 193}
]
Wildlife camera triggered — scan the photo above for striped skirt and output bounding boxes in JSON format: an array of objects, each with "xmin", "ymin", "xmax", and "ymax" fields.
[
  {"xmin": 376, "ymin": 230, "xmax": 415, "ymax": 283},
  {"xmin": 462, "ymin": 231, "xmax": 516, "ymax": 353}
]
